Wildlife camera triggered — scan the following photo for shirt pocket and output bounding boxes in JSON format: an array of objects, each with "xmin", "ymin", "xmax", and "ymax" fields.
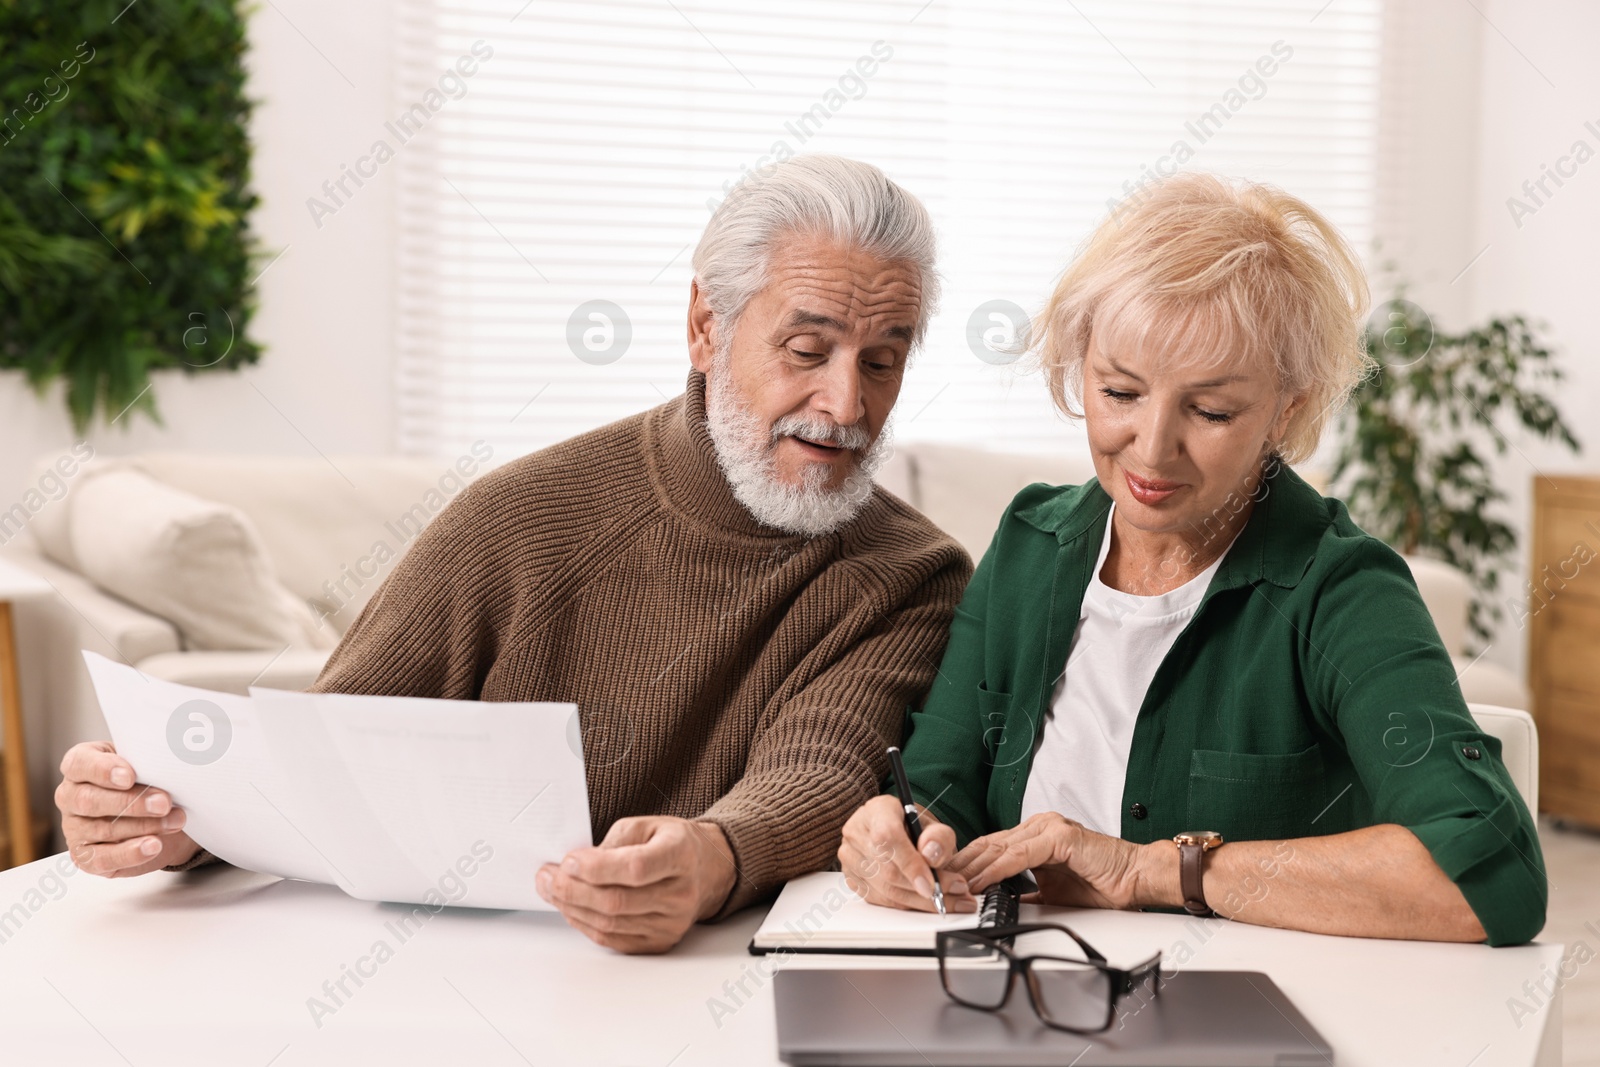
[
  {"xmin": 977, "ymin": 681, "xmax": 1012, "ymax": 766},
  {"xmin": 1187, "ymin": 744, "xmax": 1328, "ymax": 840}
]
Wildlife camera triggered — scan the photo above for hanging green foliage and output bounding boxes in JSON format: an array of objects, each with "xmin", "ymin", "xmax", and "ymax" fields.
[{"xmin": 0, "ymin": 0, "xmax": 261, "ymax": 431}]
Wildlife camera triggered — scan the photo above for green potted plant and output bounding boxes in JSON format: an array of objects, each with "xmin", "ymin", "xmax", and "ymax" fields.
[
  {"xmin": 0, "ymin": 0, "xmax": 261, "ymax": 431},
  {"xmin": 1329, "ymin": 295, "xmax": 1582, "ymax": 647}
]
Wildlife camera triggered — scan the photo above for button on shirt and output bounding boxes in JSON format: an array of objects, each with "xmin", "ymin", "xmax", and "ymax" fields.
[{"xmin": 1019, "ymin": 502, "xmax": 1239, "ymax": 835}]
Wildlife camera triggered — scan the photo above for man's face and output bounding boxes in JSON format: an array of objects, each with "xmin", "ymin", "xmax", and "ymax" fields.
[{"xmin": 689, "ymin": 232, "xmax": 922, "ymax": 492}]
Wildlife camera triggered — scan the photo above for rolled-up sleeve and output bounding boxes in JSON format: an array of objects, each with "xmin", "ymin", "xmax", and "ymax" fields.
[{"xmin": 1307, "ymin": 539, "xmax": 1547, "ymax": 946}]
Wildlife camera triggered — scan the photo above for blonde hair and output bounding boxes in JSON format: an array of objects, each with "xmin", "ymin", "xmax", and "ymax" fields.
[{"xmin": 1031, "ymin": 173, "xmax": 1373, "ymax": 464}]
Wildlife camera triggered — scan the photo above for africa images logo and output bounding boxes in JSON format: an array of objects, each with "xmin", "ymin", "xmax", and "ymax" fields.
[{"xmin": 166, "ymin": 699, "xmax": 233, "ymax": 766}]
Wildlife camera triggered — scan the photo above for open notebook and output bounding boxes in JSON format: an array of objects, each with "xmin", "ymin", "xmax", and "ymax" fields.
[{"xmin": 750, "ymin": 871, "xmax": 1025, "ymax": 956}]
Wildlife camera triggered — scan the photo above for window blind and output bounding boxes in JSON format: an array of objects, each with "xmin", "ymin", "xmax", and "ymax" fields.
[{"xmin": 394, "ymin": 0, "xmax": 1385, "ymax": 461}]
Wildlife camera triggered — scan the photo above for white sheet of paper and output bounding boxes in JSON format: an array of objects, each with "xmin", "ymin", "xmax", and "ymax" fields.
[
  {"xmin": 84, "ymin": 651, "xmax": 592, "ymax": 911},
  {"xmin": 85, "ymin": 653, "xmax": 335, "ymax": 885},
  {"xmin": 248, "ymin": 686, "xmax": 593, "ymax": 910}
]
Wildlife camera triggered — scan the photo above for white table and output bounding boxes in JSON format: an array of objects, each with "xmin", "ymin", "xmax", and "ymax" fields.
[{"xmin": 0, "ymin": 855, "xmax": 1563, "ymax": 1066}]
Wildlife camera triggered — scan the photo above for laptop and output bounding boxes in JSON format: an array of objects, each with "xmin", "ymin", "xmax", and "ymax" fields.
[{"xmin": 774, "ymin": 967, "xmax": 1334, "ymax": 1066}]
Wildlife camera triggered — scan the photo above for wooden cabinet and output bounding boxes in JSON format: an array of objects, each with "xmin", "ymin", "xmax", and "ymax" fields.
[{"xmin": 1529, "ymin": 474, "xmax": 1600, "ymax": 827}]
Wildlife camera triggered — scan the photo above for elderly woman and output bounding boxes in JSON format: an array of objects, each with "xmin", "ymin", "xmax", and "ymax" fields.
[{"xmin": 839, "ymin": 173, "xmax": 1546, "ymax": 946}]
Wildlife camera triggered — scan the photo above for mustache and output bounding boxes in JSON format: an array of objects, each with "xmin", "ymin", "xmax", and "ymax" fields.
[{"xmin": 770, "ymin": 413, "xmax": 872, "ymax": 451}]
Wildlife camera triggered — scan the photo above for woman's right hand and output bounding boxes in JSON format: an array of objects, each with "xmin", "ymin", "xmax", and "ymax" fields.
[
  {"xmin": 838, "ymin": 795, "xmax": 977, "ymax": 912},
  {"xmin": 56, "ymin": 741, "xmax": 199, "ymax": 877}
]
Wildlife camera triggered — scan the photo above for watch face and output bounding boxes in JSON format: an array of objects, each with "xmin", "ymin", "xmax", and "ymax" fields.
[{"xmin": 1174, "ymin": 830, "xmax": 1224, "ymax": 848}]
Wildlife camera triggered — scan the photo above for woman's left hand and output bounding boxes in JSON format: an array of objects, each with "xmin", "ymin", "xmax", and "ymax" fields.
[{"xmin": 953, "ymin": 813, "xmax": 1159, "ymax": 910}]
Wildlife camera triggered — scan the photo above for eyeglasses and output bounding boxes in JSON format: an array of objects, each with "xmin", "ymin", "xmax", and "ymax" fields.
[{"xmin": 935, "ymin": 922, "xmax": 1163, "ymax": 1034}]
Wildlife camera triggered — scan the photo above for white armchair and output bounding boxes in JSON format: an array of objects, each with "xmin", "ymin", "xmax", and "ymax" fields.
[
  {"xmin": 1400, "ymin": 556, "xmax": 1531, "ymax": 712},
  {"xmin": 1468, "ymin": 703, "xmax": 1539, "ymax": 813}
]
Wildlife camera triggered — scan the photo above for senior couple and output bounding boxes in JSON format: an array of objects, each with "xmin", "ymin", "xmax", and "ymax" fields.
[{"xmin": 57, "ymin": 155, "xmax": 1545, "ymax": 952}]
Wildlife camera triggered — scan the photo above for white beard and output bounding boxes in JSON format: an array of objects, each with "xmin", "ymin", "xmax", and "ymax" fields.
[{"xmin": 703, "ymin": 348, "xmax": 891, "ymax": 538}]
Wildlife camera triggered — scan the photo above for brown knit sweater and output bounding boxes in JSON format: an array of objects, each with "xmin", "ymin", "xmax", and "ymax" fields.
[{"xmin": 288, "ymin": 370, "xmax": 970, "ymax": 916}]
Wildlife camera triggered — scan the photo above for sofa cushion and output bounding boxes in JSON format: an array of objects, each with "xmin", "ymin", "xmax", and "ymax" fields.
[
  {"xmin": 67, "ymin": 468, "xmax": 336, "ymax": 652},
  {"xmin": 25, "ymin": 451, "xmax": 97, "ymax": 574},
  {"xmin": 908, "ymin": 442, "xmax": 1098, "ymax": 562},
  {"xmin": 128, "ymin": 452, "xmax": 482, "ymax": 634}
]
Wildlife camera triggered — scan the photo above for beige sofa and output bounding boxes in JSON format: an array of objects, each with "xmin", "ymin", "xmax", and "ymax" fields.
[{"xmin": 2, "ymin": 444, "xmax": 1528, "ymax": 841}]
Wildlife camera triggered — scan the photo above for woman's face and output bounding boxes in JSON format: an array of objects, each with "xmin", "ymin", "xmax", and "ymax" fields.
[{"xmin": 1082, "ymin": 326, "xmax": 1304, "ymax": 551}]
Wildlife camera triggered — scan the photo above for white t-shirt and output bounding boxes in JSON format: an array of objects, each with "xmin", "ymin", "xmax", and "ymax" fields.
[{"xmin": 1018, "ymin": 502, "xmax": 1242, "ymax": 836}]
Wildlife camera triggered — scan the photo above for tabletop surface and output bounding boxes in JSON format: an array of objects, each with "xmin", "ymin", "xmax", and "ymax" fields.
[{"xmin": 0, "ymin": 854, "xmax": 1563, "ymax": 1067}]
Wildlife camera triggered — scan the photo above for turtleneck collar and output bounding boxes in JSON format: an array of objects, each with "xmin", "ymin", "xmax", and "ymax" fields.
[{"xmin": 644, "ymin": 369, "xmax": 816, "ymax": 542}]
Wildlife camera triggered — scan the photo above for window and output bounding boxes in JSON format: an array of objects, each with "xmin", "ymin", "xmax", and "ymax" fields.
[{"xmin": 395, "ymin": 0, "xmax": 1384, "ymax": 461}]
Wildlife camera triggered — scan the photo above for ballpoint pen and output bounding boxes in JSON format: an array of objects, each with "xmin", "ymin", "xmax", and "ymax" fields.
[{"xmin": 886, "ymin": 745, "xmax": 945, "ymax": 916}]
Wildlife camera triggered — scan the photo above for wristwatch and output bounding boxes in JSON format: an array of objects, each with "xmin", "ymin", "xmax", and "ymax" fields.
[{"xmin": 1173, "ymin": 830, "xmax": 1225, "ymax": 917}]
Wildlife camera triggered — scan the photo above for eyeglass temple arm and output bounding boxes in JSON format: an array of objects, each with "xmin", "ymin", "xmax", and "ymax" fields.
[
  {"xmin": 1057, "ymin": 925, "xmax": 1108, "ymax": 965},
  {"xmin": 1115, "ymin": 953, "xmax": 1165, "ymax": 995}
]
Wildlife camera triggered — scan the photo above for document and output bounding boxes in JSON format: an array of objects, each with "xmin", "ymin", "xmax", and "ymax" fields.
[{"xmin": 84, "ymin": 651, "xmax": 592, "ymax": 911}]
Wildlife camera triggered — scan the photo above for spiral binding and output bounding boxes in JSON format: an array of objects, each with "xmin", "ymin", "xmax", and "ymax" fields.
[{"xmin": 978, "ymin": 883, "xmax": 1020, "ymax": 928}]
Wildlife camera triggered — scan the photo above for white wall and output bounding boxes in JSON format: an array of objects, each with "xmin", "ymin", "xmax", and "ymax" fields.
[
  {"xmin": 1304, "ymin": 0, "xmax": 1597, "ymax": 684},
  {"xmin": 1462, "ymin": 0, "xmax": 1600, "ymax": 681},
  {"xmin": 1370, "ymin": 0, "xmax": 1486, "ymax": 327},
  {"xmin": 0, "ymin": 1, "xmax": 399, "ymax": 512}
]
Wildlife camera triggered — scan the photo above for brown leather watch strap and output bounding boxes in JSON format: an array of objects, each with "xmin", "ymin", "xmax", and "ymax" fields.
[
  {"xmin": 1175, "ymin": 831, "xmax": 1222, "ymax": 917},
  {"xmin": 1179, "ymin": 840, "xmax": 1212, "ymax": 917}
]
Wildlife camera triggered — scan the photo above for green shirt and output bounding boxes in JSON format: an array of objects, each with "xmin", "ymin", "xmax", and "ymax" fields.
[{"xmin": 900, "ymin": 461, "xmax": 1546, "ymax": 946}]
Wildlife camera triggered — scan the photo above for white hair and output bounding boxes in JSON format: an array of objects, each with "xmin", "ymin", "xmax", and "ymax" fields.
[{"xmin": 692, "ymin": 154, "xmax": 940, "ymax": 349}]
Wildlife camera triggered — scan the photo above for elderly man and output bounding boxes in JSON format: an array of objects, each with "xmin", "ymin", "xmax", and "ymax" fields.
[{"xmin": 54, "ymin": 155, "xmax": 972, "ymax": 953}]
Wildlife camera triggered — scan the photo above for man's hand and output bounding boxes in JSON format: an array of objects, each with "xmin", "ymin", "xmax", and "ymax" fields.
[
  {"xmin": 838, "ymin": 795, "xmax": 977, "ymax": 912},
  {"xmin": 955, "ymin": 812, "xmax": 1159, "ymax": 910},
  {"xmin": 535, "ymin": 815, "xmax": 739, "ymax": 953},
  {"xmin": 56, "ymin": 741, "xmax": 198, "ymax": 877}
]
